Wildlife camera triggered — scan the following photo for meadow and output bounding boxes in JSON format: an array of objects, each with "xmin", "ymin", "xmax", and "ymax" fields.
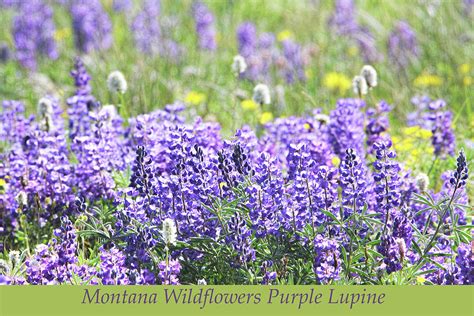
[{"xmin": 0, "ymin": 0, "xmax": 472, "ymax": 285}]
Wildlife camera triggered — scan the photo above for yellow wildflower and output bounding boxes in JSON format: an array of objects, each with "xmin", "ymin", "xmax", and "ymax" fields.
[
  {"xmin": 185, "ymin": 91, "xmax": 206, "ymax": 105},
  {"xmin": 323, "ymin": 72, "xmax": 351, "ymax": 94},
  {"xmin": 416, "ymin": 276, "xmax": 426, "ymax": 284},
  {"xmin": 459, "ymin": 63, "xmax": 471, "ymax": 74},
  {"xmin": 304, "ymin": 123, "xmax": 311, "ymax": 130},
  {"xmin": 402, "ymin": 126, "xmax": 432, "ymax": 139},
  {"xmin": 241, "ymin": 99, "xmax": 258, "ymax": 111},
  {"xmin": 331, "ymin": 156, "xmax": 340, "ymax": 167},
  {"xmin": 413, "ymin": 74, "xmax": 443, "ymax": 87},
  {"xmin": 0, "ymin": 178, "xmax": 6, "ymax": 194},
  {"xmin": 259, "ymin": 112, "xmax": 273, "ymax": 124},
  {"xmin": 347, "ymin": 46, "xmax": 358, "ymax": 57},
  {"xmin": 463, "ymin": 76, "xmax": 472, "ymax": 86},
  {"xmin": 54, "ymin": 28, "xmax": 71, "ymax": 42},
  {"xmin": 277, "ymin": 30, "xmax": 293, "ymax": 42}
]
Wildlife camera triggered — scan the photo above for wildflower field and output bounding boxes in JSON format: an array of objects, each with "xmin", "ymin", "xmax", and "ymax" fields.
[{"xmin": 0, "ymin": 0, "xmax": 472, "ymax": 286}]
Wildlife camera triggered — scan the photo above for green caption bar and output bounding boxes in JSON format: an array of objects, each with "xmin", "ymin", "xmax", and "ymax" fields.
[{"xmin": 1, "ymin": 286, "xmax": 473, "ymax": 316}]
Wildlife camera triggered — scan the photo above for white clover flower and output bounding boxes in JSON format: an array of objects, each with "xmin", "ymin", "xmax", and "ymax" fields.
[
  {"xmin": 162, "ymin": 218, "xmax": 177, "ymax": 246},
  {"xmin": 360, "ymin": 65, "xmax": 378, "ymax": 88},
  {"xmin": 415, "ymin": 173, "xmax": 430, "ymax": 192},
  {"xmin": 232, "ymin": 55, "xmax": 247, "ymax": 75},
  {"xmin": 352, "ymin": 75, "xmax": 368, "ymax": 96},
  {"xmin": 107, "ymin": 71, "xmax": 127, "ymax": 94},
  {"xmin": 253, "ymin": 83, "xmax": 271, "ymax": 105},
  {"xmin": 314, "ymin": 113, "xmax": 330, "ymax": 124},
  {"xmin": 37, "ymin": 97, "xmax": 53, "ymax": 117}
]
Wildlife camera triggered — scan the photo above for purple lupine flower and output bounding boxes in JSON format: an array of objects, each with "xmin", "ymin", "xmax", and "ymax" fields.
[
  {"xmin": 450, "ymin": 150, "xmax": 469, "ymax": 190},
  {"xmin": 72, "ymin": 109, "xmax": 126, "ymax": 201},
  {"xmin": 131, "ymin": 1, "xmax": 183, "ymax": 60},
  {"xmin": 0, "ymin": 100, "xmax": 32, "ymax": 143},
  {"xmin": 366, "ymin": 101, "xmax": 391, "ymax": 153},
  {"xmin": 372, "ymin": 140, "xmax": 401, "ymax": 218},
  {"xmin": 427, "ymin": 99, "xmax": 456, "ymax": 158},
  {"xmin": 339, "ymin": 148, "xmax": 369, "ymax": 218},
  {"xmin": 377, "ymin": 235, "xmax": 404, "ymax": 273},
  {"xmin": 132, "ymin": 0, "xmax": 161, "ymax": 55},
  {"xmin": 192, "ymin": 1, "xmax": 217, "ymax": 51},
  {"xmin": 70, "ymin": 57, "xmax": 93, "ymax": 98},
  {"xmin": 313, "ymin": 235, "xmax": 341, "ymax": 284},
  {"xmin": 328, "ymin": 98, "xmax": 366, "ymax": 158},
  {"xmin": 52, "ymin": 216, "xmax": 77, "ymax": 266},
  {"xmin": 387, "ymin": 21, "xmax": 419, "ymax": 68},
  {"xmin": 99, "ymin": 247, "xmax": 130, "ymax": 285},
  {"xmin": 70, "ymin": 0, "xmax": 113, "ymax": 53},
  {"xmin": 281, "ymin": 39, "xmax": 306, "ymax": 84},
  {"xmin": 328, "ymin": 0, "xmax": 381, "ymax": 62},
  {"xmin": 407, "ymin": 95, "xmax": 432, "ymax": 128},
  {"xmin": 158, "ymin": 259, "xmax": 181, "ymax": 285},
  {"xmin": 392, "ymin": 212, "xmax": 413, "ymax": 247},
  {"xmin": 25, "ymin": 217, "xmax": 81, "ymax": 284},
  {"xmin": 113, "ymin": 0, "xmax": 132, "ymax": 12},
  {"xmin": 464, "ymin": 0, "xmax": 474, "ymax": 17},
  {"xmin": 451, "ymin": 243, "xmax": 472, "ymax": 284},
  {"xmin": 67, "ymin": 57, "xmax": 95, "ymax": 141},
  {"xmin": 328, "ymin": 0, "xmax": 359, "ymax": 36},
  {"xmin": 0, "ymin": 0, "xmax": 20, "ymax": 8},
  {"xmin": 237, "ymin": 22, "xmax": 257, "ymax": 58},
  {"xmin": 246, "ymin": 152, "xmax": 284, "ymax": 237},
  {"xmin": 260, "ymin": 261, "xmax": 277, "ymax": 285},
  {"xmin": 226, "ymin": 212, "xmax": 255, "ymax": 266},
  {"xmin": 353, "ymin": 27, "xmax": 383, "ymax": 63},
  {"xmin": 25, "ymin": 244, "xmax": 58, "ymax": 285},
  {"xmin": 12, "ymin": 0, "xmax": 58, "ymax": 70},
  {"xmin": 235, "ymin": 22, "xmax": 278, "ymax": 81}
]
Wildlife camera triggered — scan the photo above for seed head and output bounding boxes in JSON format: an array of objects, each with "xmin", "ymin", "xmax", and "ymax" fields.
[
  {"xmin": 107, "ymin": 71, "xmax": 127, "ymax": 94},
  {"xmin": 360, "ymin": 65, "xmax": 377, "ymax": 88},
  {"xmin": 162, "ymin": 218, "xmax": 177, "ymax": 246},
  {"xmin": 232, "ymin": 55, "xmax": 247, "ymax": 75},
  {"xmin": 253, "ymin": 84, "xmax": 271, "ymax": 105},
  {"xmin": 352, "ymin": 75, "xmax": 368, "ymax": 97}
]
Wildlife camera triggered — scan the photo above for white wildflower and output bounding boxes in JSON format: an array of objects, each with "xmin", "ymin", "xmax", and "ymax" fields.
[
  {"xmin": 15, "ymin": 191, "xmax": 27, "ymax": 207},
  {"xmin": 253, "ymin": 83, "xmax": 271, "ymax": 105},
  {"xmin": 197, "ymin": 279, "xmax": 207, "ymax": 285},
  {"xmin": 37, "ymin": 97, "xmax": 53, "ymax": 117},
  {"xmin": 162, "ymin": 218, "xmax": 177, "ymax": 246},
  {"xmin": 232, "ymin": 55, "xmax": 247, "ymax": 75},
  {"xmin": 314, "ymin": 113, "xmax": 330, "ymax": 124},
  {"xmin": 415, "ymin": 173, "xmax": 430, "ymax": 192},
  {"xmin": 352, "ymin": 75, "xmax": 368, "ymax": 96},
  {"xmin": 360, "ymin": 65, "xmax": 378, "ymax": 88},
  {"xmin": 107, "ymin": 71, "xmax": 127, "ymax": 94}
]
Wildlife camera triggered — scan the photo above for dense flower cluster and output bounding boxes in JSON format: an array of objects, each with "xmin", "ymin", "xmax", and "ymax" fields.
[
  {"xmin": 0, "ymin": 53, "xmax": 471, "ymax": 286},
  {"xmin": 313, "ymin": 235, "xmax": 341, "ymax": 284}
]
